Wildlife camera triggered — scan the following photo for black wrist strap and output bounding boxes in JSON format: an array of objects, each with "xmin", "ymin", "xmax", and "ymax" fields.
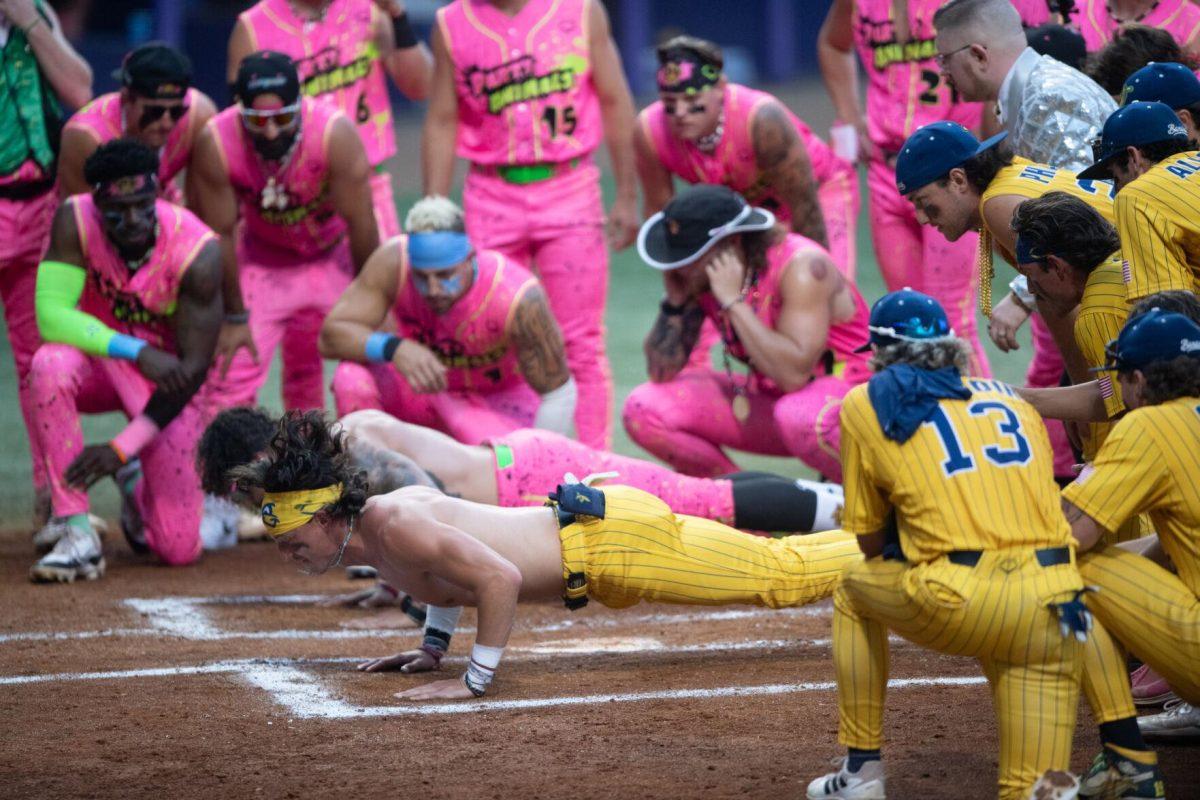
[
  {"xmin": 382, "ymin": 334, "xmax": 403, "ymax": 362},
  {"xmin": 660, "ymin": 298, "xmax": 687, "ymax": 317},
  {"xmin": 392, "ymin": 12, "xmax": 419, "ymax": 49}
]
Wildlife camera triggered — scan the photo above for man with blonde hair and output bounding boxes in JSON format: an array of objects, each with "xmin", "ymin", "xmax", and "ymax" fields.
[{"xmin": 322, "ymin": 196, "xmax": 576, "ymax": 444}]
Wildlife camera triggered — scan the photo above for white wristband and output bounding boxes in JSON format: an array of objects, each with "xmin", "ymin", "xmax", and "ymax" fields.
[
  {"xmin": 464, "ymin": 643, "xmax": 504, "ymax": 695},
  {"xmin": 423, "ymin": 605, "xmax": 463, "ymax": 637},
  {"xmin": 1009, "ymin": 275, "xmax": 1037, "ymax": 311},
  {"xmin": 830, "ymin": 123, "xmax": 859, "ymax": 163},
  {"xmin": 533, "ymin": 376, "xmax": 577, "ymax": 436}
]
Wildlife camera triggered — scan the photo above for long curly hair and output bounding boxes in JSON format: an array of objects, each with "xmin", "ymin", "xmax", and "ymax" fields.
[
  {"xmin": 195, "ymin": 406, "xmax": 277, "ymax": 496},
  {"xmin": 227, "ymin": 410, "xmax": 368, "ymax": 521}
]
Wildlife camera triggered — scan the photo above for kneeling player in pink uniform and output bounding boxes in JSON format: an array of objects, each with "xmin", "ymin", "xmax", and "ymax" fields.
[
  {"xmin": 637, "ymin": 36, "xmax": 859, "ymax": 278},
  {"xmin": 59, "ymin": 42, "xmax": 216, "ymax": 204},
  {"xmin": 28, "ymin": 141, "xmax": 222, "ymax": 581},
  {"xmin": 191, "ymin": 51, "xmax": 379, "ymax": 413},
  {"xmin": 623, "ymin": 185, "xmax": 870, "ymax": 482},
  {"xmin": 321, "ymin": 196, "xmax": 576, "ymax": 445}
]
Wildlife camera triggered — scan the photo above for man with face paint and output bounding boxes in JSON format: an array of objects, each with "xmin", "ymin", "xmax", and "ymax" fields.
[
  {"xmin": 59, "ymin": 42, "xmax": 216, "ymax": 204},
  {"xmin": 422, "ymin": 0, "xmax": 639, "ymax": 451},
  {"xmin": 191, "ymin": 51, "xmax": 379, "ymax": 414},
  {"xmin": 637, "ymin": 36, "xmax": 858, "ymax": 280},
  {"xmin": 27, "ymin": 140, "xmax": 223, "ymax": 582},
  {"xmin": 228, "ymin": 0, "xmax": 433, "ymax": 239},
  {"xmin": 230, "ymin": 409, "xmax": 860, "ymax": 702},
  {"xmin": 321, "ymin": 196, "xmax": 577, "ymax": 443},
  {"xmin": 624, "ymin": 185, "xmax": 871, "ymax": 482},
  {"xmin": 895, "ymin": 121, "xmax": 1118, "ymax": 479}
]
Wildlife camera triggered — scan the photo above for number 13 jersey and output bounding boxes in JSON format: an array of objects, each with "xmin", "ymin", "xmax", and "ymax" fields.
[
  {"xmin": 438, "ymin": 0, "xmax": 602, "ymax": 166},
  {"xmin": 839, "ymin": 378, "xmax": 1072, "ymax": 563}
]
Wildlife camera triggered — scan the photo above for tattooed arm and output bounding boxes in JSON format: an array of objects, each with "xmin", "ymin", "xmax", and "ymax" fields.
[
  {"xmin": 349, "ymin": 438, "xmax": 444, "ymax": 494},
  {"xmin": 644, "ymin": 301, "xmax": 706, "ymax": 383},
  {"xmin": 752, "ymin": 101, "xmax": 828, "ymax": 249},
  {"xmin": 509, "ymin": 286, "xmax": 576, "ymax": 435}
]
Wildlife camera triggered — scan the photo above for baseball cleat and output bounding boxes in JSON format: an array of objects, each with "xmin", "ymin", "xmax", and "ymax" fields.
[
  {"xmin": 1139, "ymin": 699, "xmax": 1200, "ymax": 739},
  {"xmin": 116, "ymin": 460, "xmax": 148, "ymax": 554},
  {"xmin": 200, "ymin": 493, "xmax": 240, "ymax": 551},
  {"xmin": 1079, "ymin": 751, "xmax": 1165, "ymax": 798},
  {"xmin": 1027, "ymin": 771, "xmax": 1079, "ymax": 800},
  {"xmin": 32, "ymin": 515, "xmax": 109, "ymax": 553},
  {"xmin": 806, "ymin": 758, "xmax": 885, "ymax": 799},
  {"xmin": 29, "ymin": 525, "xmax": 105, "ymax": 583},
  {"xmin": 1130, "ymin": 664, "xmax": 1177, "ymax": 707}
]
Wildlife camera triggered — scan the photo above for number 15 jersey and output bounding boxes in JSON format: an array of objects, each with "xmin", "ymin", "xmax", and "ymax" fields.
[{"xmin": 839, "ymin": 377, "xmax": 1072, "ymax": 563}]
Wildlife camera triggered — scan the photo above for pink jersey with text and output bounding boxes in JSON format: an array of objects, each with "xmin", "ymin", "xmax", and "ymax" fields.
[
  {"xmin": 1074, "ymin": 0, "xmax": 1200, "ymax": 53},
  {"xmin": 852, "ymin": 0, "xmax": 1049, "ymax": 153},
  {"xmin": 72, "ymin": 195, "xmax": 215, "ymax": 353},
  {"xmin": 699, "ymin": 232, "xmax": 871, "ymax": 393},
  {"xmin": 639, "ymin": 83, "xmax": 853, "ymax": 226},
  {"xmin": 208, "ymin": 97, "xmax": 345, "ymax": 261},
  {"xmin": 241, "ymin": 0, "xmax": 396, "ymax": 166},
  {"xmin": 63, "ymin": 89, "xmax": 204, "ymax": 204},
  {"xmin": 393, "ymin": 241, "xmax": 538, "ymax": 393},
  {"xmin": 438, "ymin": 0, "xmax": 602, "ymax": 165}
]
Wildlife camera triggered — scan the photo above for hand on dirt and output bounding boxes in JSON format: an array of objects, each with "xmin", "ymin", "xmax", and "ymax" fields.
[
  {"xmin": 357, "ymin": 649, "xmax": 439, "ymax": 673},
  {"xmin": 393, "ymin": 677, "xmax": 476, "ymax": 701},
  {"xmin": 318, "ymin": 584, "xmax": 400, "ymax": 609}
]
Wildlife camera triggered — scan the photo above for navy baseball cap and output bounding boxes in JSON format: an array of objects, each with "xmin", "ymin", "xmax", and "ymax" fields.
[
  {"xmin": 894, "ymin": 122, "xmax": 1008, "ymax": 195},
  {"xmin": 1121, "ymin": 62, "xmax": 1200, "ymax": 109},
  {"xmin": 1095, "ymin": 308, "xmax": 1200, "ymax": 372},
  {"xmin": 855, "ymin": 288, "xmax": 954, "ymax": 352},
  {"xmin": 1078, "ymin": 101, "xmax": 1190, "ymax": 180}
]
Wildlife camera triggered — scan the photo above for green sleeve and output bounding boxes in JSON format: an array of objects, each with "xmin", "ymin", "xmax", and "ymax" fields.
[{"xmin": 35, "ymin": 260, "xmax": 117, "ymax": 357}]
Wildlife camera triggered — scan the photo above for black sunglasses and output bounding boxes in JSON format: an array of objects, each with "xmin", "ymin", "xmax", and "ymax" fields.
[{"xmin": 139, "ymin": 103, "xmax": 189, "ymax": 127}]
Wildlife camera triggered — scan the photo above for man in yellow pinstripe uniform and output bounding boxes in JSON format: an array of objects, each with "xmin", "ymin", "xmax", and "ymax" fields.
[
  {"xmin": 229, "ymin": 409, "xmax": 862, "ymax": 701},
  {"xmin": 806, "ymin": 289, "xmax": 1159, "ymax": 800},
  {"xmin": 1079, "ymin": 101, "xmax": 1200, "ymax": 302},
  {"xmin": 1064, "ymin": 306, "xmax": 1200, "ymax": 748}
]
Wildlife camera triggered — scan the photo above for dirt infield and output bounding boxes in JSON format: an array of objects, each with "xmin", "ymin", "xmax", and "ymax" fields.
[{"xmin": 2, "ymin": 531, "xmax": 1197, "ymax": 800}]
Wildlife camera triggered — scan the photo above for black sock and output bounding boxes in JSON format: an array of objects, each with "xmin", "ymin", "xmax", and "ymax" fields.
[
  {"xmin": 846, "ymin": 748, "xmax": 881, "ymax": 772},
  {"xmin": 729, "ymin": 472, "xmax": 817, "ymax": 531},
  {"xmin": 1099, "ymin": 717, "xmax": 1151, "ymax": 754}
]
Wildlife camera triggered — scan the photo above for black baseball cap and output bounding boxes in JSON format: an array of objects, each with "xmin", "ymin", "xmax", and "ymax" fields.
[
  {"xmin": 113, "ymin": 42, "xmax": 191, "ymax": 100},
  {"xmin": 637, "ymin": 185, "xmax": 775, "ymax": 270},
  {"xmin": 1025, "ymin": 24, "xmax": 1087, "ymax": 71},
  {"xmin": 235, "ymin": 51, "xmax": 301, "ymax": 107}
]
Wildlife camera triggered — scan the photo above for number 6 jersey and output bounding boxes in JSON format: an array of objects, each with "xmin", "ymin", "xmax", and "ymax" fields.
[
  {"xmin": 438, "ymin": 0, "xmax": 602, "ymax": 166},
  {"xmin": 839, "ymin": 378, "xmax": 1073, "ymax": 563}
]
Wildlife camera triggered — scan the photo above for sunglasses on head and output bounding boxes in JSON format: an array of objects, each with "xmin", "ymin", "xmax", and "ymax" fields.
[
  {"xmin": 240, "ymin": 103, "xmax": 301, "ymax": 131},
  {"xmin": 138, "ymin": 103, "xmax": 189, "ymax": 127}
]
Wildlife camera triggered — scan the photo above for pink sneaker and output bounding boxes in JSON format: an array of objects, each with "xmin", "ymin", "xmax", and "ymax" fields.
[{"xmin": 1130, "ymin": 664, "xmax": 1177, "ymax": 707}]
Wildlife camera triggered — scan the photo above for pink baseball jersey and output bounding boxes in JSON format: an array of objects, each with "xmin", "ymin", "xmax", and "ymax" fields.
[
  {"xmin": 437, "ymin": 0, "xmax": 603, "ymax": 165},
  {"xmin": 393, "ymin": 241, "xmax": 539, "ymax": 393},
  {"xmin": 699, "ymin": 233, "xmax": 871, "ymax": 394},
  {"xmin": 240, "ymin": 0, "xmax": 396, "ymax": 166},
  {"xmin": 638, "ymin": 83, "xmax": 855, "ymax": 226},
  {"xmin": 63, "ymin": 89, "xmax": 205, "ymax": 204},
  {"xmin": 208, "ymin": 97, "xmax": 346, "ymax": 262},
  {"xmin": 71, "ymin": 194, "xmax": 215, "ymax": 353},
  {"xmin": 852, "ymin": 0, "xmax": 1049, "ymax": 153},
  {"xmin": 1073, "ymin": 0, "xmax": 1200, "ymax": 53}
]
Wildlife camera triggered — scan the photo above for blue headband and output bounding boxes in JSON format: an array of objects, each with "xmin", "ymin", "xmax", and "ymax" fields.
[
  {"xmin": 1014, "ymin": 235, "xmax": 1047, "ymax": 265},
  {"xmin": 408, "ymin": 231, "xmax": 472, "ymax": 270}
]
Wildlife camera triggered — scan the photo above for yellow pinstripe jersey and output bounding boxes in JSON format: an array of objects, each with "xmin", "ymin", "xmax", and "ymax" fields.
[
  {"xmin": 1075, "ymin": 252, "xmax": 1130, "ymax": 459},
  {"xmin": 840, "ymin": 379, "xmax": 1072, "ymax": 563},
  {"xmin": 1063, "ymin": 397, "xmax": 1200, "ymax": 595},
  {"xmin": 981, "ymin": 157, "xmax": 1117, "ymax": 234},
  {"xmin": 1115, "ymin": 150, "xmax": 1200, "ymax": 302}
]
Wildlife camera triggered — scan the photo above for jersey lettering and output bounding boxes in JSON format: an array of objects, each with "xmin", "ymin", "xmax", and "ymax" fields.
[
  {"xmin": 930, "ymin": 407, "xmax": 977, "ymax": 476},
  {"xmin": 928, "ymin": 400, "xmax": 1032, "ymax": 476},
  {"xmin": 1018, "ymin": 165, "xmax": 1057, "ymax": 184}
]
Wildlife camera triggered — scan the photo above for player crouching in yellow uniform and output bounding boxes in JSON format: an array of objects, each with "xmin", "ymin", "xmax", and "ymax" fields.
[
  {"xmin": 807, "ymin": 290, "xmax": 1121, "ymax": 800},
  {"xmin": 1064, "ymin": 306, "xmax": 1200, "ymax": 750},
  {"xmin": 230, "ymin": 409, "xmax": 862, "ymax": 702}
]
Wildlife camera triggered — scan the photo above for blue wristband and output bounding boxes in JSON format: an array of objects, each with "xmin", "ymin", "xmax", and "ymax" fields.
[
  {"xmin": 365, "ymin": 331, "xmax": 401, "ymax": 363},
  {"xmin": 108, "ymin": 333, "xmax": 148, "ymax": 361}
]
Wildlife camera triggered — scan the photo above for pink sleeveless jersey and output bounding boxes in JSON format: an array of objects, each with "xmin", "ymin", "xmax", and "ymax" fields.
[
  {"xmin": 240, "ymin": 0, "xmax": 395, "ymax": 166},
  {"xmin": 63, "ymin": 89, "xmax": 205, "ymax": 205},
  {"xmin": 1074, "ymin": 0, "xmax": 1200, "ymax": 53},
  {"xmin": 72, "ymin": 195, "xmax": 215, "ymax": 354},
  {"xmin": 438, "ymin": 0, "xmax": 602, "ymax": 165},
  {"xmin": 639, "ymin": 84, "xmax": 853, "ymax": 226},
  {"xmin": 852, "ymin": 0, "xmax": 1048, "ymax": 154},
  {"xmin": 699, "ymin": 232, "xmax": 871, "ymax": 394},
  {"xmin": 208, "ymin": 97, "xmax": 346, "ymax": 262},
  {"xmin": 393, "ymin": 241, "xmax": 538, "ymax": 393}
]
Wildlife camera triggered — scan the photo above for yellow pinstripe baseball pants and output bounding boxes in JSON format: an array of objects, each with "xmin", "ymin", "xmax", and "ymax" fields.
[
  {"xmin": 1079, "ymin": 545, "xmax": 1200, "ymax": 706},
  {"xmin": 833, "ymin": 551, "xmax": 1085, "ymax": 800},
  {"xmin": 557, "ymin": 485, "xmax": 862, "ymax": 610}
]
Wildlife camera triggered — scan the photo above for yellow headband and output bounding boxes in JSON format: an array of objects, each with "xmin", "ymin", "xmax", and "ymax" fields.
[{"xmin": 261, "ymin": 484, "xmax": 343, "ymax": 538}]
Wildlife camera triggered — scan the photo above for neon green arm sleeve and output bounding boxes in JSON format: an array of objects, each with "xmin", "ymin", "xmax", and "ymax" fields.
[{"xmin": 35, "ymin": 260, "xmax": 118, "ymax": 357}]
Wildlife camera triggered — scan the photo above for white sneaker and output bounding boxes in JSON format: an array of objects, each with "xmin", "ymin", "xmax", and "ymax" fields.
[
  {"xmin": 806, "ymin": 758, "xmax": 885, "ymax": 799},
  {"xmin": 30, "ymin": 525, "xmax": 105, "ymax": 583},
  {"xmin": 32, "ymin": 515, "xmax": 108, "ymax": 553},
  {"xmin": 200, "ymin": 494, "xmax": 239, "ymax": 551},
  {"xmin": 1139, "ymin": 699, "xmax": 1200, "ymax": 738},
  {"xmin": 1027, "ymin": 771, "xmax": 1079, "ymax": 800}
]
